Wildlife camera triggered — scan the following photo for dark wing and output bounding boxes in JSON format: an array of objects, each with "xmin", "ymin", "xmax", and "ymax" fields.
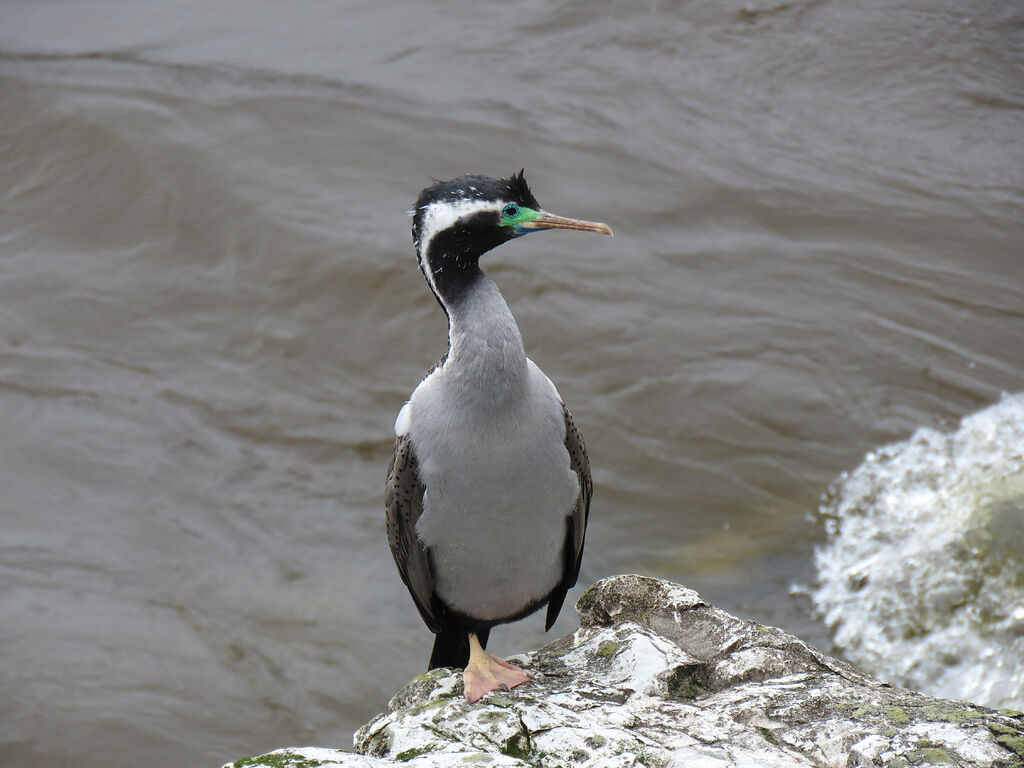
[
  {"xmin": 545, "ymin": 403, "xmax": 593, "ymax": 630},
  {"xmin": 386, "ymin": 433, "xmax": 441, "ymax": 633}
]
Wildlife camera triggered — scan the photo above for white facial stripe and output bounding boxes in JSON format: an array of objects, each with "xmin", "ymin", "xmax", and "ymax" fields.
[
  {"xmin": 416, "ymin": 198, "xmax": 505, "ymax": 301},
  {"xmin": 417, "ymin": 198, "xmax": 505, "ymax": 263}
]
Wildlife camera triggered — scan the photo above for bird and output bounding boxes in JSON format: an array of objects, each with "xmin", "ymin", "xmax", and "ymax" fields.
[{"xmin": 386, "ymin": 170, "xmax": 612, "ymax": 702}]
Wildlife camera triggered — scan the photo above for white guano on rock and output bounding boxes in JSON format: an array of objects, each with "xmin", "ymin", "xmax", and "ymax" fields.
[{"xmin": 224, "ymin": 575, "xmax": 1024, "ymax": 768}]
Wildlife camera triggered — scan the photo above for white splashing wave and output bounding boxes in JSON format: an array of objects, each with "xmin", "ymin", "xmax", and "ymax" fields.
[{"xmin": 812, "ymin": 392, "xmax": 1024, "ymax": 710}]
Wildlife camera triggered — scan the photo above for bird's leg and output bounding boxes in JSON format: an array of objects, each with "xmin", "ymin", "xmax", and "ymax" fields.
[{"xmin": 462, "ymin": 632, "xmax": 531, "ymax": 702}]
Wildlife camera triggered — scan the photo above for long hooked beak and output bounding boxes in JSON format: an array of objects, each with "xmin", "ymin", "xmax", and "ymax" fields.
[{"xmin": 522, "ymin": 211, "xmax": 613, "ymax": 236}]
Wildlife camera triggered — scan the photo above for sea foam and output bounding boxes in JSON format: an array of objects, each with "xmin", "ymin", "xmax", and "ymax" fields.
[{"xmin": 813, "ymin": 392, "xmax": 1024, "ymax": 710}]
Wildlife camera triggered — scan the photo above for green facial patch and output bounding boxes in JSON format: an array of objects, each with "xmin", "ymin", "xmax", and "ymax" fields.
[{"xmin": 498, "ymin": 203, "xmax": 541, "ymax": 234}]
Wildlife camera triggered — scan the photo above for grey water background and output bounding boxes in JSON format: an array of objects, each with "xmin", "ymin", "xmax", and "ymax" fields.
[{"xmin": 1, "ymin": 0, "xmax": 1022, "ymax": 766}]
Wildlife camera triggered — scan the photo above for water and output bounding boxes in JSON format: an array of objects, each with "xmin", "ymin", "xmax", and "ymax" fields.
[
  {"xmin": 1, "ymin": 1, "xmax": 1022, "ymax": 766},
  {"xmin": 813, "ymin": 394, "xmax": 1024, "ymax": 710}
]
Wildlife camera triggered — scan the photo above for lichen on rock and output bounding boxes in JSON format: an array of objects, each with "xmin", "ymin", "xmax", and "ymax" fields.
[{"xmin": 225, "ymin": 575, "xmax": 1024, "ymax": 768}]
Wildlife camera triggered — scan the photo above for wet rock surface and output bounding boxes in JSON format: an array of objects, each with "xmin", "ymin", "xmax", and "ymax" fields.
[{"xmin": 225, "ymin": 575, "xmax": 1024, "ymax": 768}]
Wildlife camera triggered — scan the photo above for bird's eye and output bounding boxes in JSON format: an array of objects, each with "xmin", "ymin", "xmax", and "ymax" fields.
[{"xmin": 503, "ymin": 204, "xmax": 518, "ymax": 218}]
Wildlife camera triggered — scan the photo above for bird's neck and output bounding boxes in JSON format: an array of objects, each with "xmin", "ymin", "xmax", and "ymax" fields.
[{"xmin": 442, "ymin": 273, "xmax": 528, "ymax": 404}]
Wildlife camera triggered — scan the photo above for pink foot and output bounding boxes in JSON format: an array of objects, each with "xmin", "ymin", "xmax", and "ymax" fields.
[{"xmin": 463, "ymin": 653, "xmax": 532, "ymax": 703}]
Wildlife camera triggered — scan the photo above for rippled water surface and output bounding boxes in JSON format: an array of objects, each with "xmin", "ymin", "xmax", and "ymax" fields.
[{"xmin": 2, "ymin": 1, "xmax": 1023, "ymax": 766}]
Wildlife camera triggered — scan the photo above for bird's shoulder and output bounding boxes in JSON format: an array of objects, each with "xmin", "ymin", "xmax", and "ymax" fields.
[
  {"xmin": 396, "ymin": 357, "xmax": 449, "ymax": 436},
  {"xmin": 524, "ymin": 358, "xmax": 573, "ymax": 437},
  {"xmin": 525, "ymin": 357, "xmax": 562, "ymax": 399}
]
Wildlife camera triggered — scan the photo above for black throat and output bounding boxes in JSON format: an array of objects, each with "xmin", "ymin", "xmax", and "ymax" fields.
[{"xmin": 418, "ymin": 211, "xmax": 508, "ymax": 313}]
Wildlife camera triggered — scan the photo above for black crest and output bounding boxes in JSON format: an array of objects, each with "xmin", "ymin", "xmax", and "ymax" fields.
[{"xmin": 506, "ymin": 169, "xmax": 539, "ymax": 208}]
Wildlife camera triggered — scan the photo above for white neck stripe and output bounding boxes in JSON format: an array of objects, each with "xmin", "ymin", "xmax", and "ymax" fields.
[{"xmin": 417, "ymin": 198, "xmax": 505, "ymax": 269}]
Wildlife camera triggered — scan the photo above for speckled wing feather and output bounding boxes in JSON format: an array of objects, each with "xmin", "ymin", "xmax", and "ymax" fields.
[
  {"xmin": 386, "ymin": 434, "xmax": 440, "ymax": 633},
  {"xmin": 545, "ymin": 403, "xmax": 593, "ymax": 630}
]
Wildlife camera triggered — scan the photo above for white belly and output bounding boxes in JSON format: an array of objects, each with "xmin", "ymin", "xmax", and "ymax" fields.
[{"xmin": 407, "ymin": 361, "xmax": 580, "ymax": 621}]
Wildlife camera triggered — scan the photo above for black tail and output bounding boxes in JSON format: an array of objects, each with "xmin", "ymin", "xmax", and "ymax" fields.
[{"xmin": 428, "ymin": 626, "xmax": 490, "ymax": 669}]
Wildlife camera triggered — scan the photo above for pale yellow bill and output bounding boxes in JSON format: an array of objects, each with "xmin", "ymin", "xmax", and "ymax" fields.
[{"xmin": 524, "ymin": 211, "xmax": 614, "ymax": 236}]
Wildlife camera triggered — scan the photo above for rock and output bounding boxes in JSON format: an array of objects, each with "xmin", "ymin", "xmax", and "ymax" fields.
[{"xmin": 224, "ymin": 575, "xmax": 1024, "ymax": 768}]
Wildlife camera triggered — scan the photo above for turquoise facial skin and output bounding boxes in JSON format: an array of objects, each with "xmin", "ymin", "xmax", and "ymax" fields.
[{"xmin": 498, "ymin": 204, "xmax": 543, "ymax": 235}]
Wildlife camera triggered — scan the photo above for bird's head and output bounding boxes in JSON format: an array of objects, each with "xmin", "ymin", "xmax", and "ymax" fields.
[{"xmin": 411, "ymin": 170, "xmax": 612, "ymax": 306}]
